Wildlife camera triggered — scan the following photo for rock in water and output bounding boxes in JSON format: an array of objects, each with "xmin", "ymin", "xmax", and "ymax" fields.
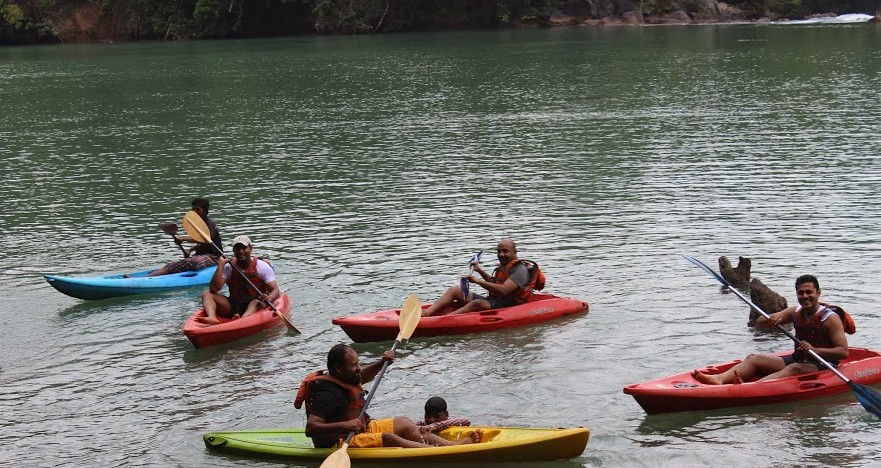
[
  {"xmin": 749, "ymin": 278, "xmax": 788, "ymax": 327},
  {"xmin": 718, "ymin": 256, "xmax": 751, "ymax": 290}
]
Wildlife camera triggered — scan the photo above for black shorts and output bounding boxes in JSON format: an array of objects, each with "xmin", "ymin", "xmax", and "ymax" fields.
[
  {"xmin": 226, "ymin": 297, "xmax": 253, "ymax": 316},
  {"xmin": 783, "ymin": 353, "xmax": 838, "ymax": 369},
  {"xmin": 473, "ymin": 294, "xmax": 521, "ymax": 310}
]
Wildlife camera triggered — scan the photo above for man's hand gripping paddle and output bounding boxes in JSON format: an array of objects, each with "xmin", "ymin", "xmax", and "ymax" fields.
[
  {"xmin": 460, "ymin": 250, "xmax": 483, "ymax": 301},
  {"xmin": 158, "ymin": 222, "xmax": 189, "ymax": 258}
]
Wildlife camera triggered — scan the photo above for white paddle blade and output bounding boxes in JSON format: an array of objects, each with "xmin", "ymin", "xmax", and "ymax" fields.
[
  {"xmin": 397, "ymin": 293, "xmax": 422, "ymax": 341},
  {"xmin": 319, "ymin": 442, "xmax": 351, "ymax": 468},
  {"xmin": 182, "ymin": 210, "xmax": 211, "ymax": 243}
]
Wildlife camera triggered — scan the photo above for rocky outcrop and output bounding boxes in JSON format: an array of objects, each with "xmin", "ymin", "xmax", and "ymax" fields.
[
  {"xmin": 715, "ymin": 255, "xmax": 790, "ymax": 328},
  {"xmin": 719, "ymin": 256, "xmax": 751, "ymax": 291},
  {"xmin": 749, "ymin": 278, "xmax": 788, "ymax": 327}
]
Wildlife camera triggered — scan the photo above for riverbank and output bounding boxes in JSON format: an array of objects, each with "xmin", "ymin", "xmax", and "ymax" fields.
[{"xmin": 1, "ymin": 0, "xmax": 879, "ymax": 45}]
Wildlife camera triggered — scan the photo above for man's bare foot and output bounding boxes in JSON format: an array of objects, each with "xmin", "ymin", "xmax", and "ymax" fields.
[
  {"xmin": 732, "ymin": 370, "xmax": 744, "ymax": 385},
  {"xmin": 453, "ymin": 429, "xmax": 483, "ymax": 445},
  {"xmin": 691, "ymin": 369, "xmax": 723, "ymax": 385},
  {"xmin": 196, "ymin": 315, "xmax": 220, "ymax": 325}
]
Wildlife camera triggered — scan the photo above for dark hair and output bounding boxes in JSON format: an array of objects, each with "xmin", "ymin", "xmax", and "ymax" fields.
[
  {"xmin": 191, "ymin": 197, "xmax": 210, "ymax": 211},
  {"xmin": 327, "ymin": 343, "xmax": 353, "ymax": 372},
  {"xmin": 795, "ymin": 274, "xmax": 820, "ymax": 291},
  {"xmin": 425, "ymin": 396, "xmax": 447, "ymax": 415}
]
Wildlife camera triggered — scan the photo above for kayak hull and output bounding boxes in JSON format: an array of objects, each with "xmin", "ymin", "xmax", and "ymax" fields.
[
  {"xmin": 44, "ymin": 266, "xmax": 216, "ymax": 300},
  {"xmin": 182, "ymin": 292, "xmax": 292, "ymax": 348},
  {"xmin": 332, "ymin": 293, "xmax": 588, "ymax": 343},
  {"xmin": 203, "ymin": 426, "xmax": 589, "ymax": 462},
  {"xmin": 623, "ymin": 347, "xmax": 881, "ymax": 414}
]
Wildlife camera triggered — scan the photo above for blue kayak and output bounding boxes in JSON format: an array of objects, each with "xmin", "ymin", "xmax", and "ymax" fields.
[{"xmin": 44, "ymin": 266, "xmax": 216, "ymax": 300}]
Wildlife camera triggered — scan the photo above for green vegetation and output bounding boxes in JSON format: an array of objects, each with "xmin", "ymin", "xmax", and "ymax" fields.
[{"xmin": 0, "ymin": 0, "xmax": 876, "ymax": 44}]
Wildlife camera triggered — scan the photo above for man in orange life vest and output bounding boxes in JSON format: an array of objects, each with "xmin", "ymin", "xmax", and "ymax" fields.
[
  {"xmin": 692, "ymin": 275, "xmax": 849, "ymax": 385},
  {"xmin": 197, "ymin": 235, "xmax": 279, "ymax": 325},
  {"xmin": 299, "ymin": 344, "xmax": 482, "ymax": 448},
  {"xmin": 422, "ymin": 238, "xmax": 538, "ymax": 316}
]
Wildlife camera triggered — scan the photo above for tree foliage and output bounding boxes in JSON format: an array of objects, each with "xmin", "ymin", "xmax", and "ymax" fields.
[{"xmin": 0, "ymin": 0, "xmax": 877, "ymax": 44}]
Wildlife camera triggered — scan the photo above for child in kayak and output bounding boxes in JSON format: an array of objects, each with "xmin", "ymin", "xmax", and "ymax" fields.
[{"xmin": 417, "ymin": 396, "xmax": 471, "ymax": 434}]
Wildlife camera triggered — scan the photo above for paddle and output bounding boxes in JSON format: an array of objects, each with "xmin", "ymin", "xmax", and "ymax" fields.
[
  {"xmin": 159, "ymin": 222, "xmax": 189, "ymax": 258},
  {"xmin": 683, "ymin": 255, "xmax": 881, "ymax": 419},
  {"xmin": 320, "ymin": 293, "xmax": 423, "ymax": 468},
  {"xmin": 459, "ymin": 250, "xmax": 483, "ymax": 301},
  {"xmin": 182, "ymin": 211, "xmax": 300, "ymax": 334}
]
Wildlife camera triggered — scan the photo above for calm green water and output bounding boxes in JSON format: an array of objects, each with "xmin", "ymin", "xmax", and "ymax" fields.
[{"xmin": 2, "ymin": 24, "xmax": 881, "ymax": 467}]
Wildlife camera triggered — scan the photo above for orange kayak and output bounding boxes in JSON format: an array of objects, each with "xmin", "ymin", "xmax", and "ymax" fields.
[
  {"xmin": 624, "ymin": 347, "xmax": 881, "ymax": 414},
  {"xmin": 182, "ymin": 292, "xmax": 292, "ymax": 348},
  {"xmin": 333, "ymin": 293, "xmax": 588, "ymax": 343}
]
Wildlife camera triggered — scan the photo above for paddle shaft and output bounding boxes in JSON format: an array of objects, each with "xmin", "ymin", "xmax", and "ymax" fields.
[
  {"xmin": 684, "ymin": 256, "xmax": 853, "ymax": 383},
  {"xmin": 159, "ymin": 223, "xmax": 189, "ymax": 258},
  {"xmin": 461, "ymin": 250, "xmax": 482, "ymax": 299},
  {"xmin": 169, "ymin": 233, "xmax": 189, "ymax": 258}
]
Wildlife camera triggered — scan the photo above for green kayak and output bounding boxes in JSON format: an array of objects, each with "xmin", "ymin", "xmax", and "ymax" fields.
[{"xmin": 203, "ymin": 426, "xmax": 589, "ymax": 462}]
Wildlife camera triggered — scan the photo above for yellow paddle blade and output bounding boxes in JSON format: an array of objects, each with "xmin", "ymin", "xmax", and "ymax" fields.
[
  {"xmin": 182, "ymin": 210, "xmax": 211, "ymax": 243},
  {"xmin": 396, "ymin": 293, "xmax": 422, "ymax": 342},
  {"xmin": 319, "ymin": 442, "xmax": 351, "ymax": 468}
]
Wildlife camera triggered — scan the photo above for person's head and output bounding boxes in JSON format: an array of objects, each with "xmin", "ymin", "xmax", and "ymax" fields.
[
  {"xmin": 327, "ymin": 344, "xmax": 361, "ymax": 386},
  {"xmin": 795, "ymin": 275, "xmax": 821, "ymax": 311},
  {"xmin": 424, "ymin": 396, "xmax": 449, "ymax": 424},
  {"xmin": 191, "ymin": 198, "xmax": 210, "ymax": 218},
  {"xmin": 496, "ymin": 238, "xmax": 518, "ymax": 265},
  {"xmin": 231, "ymin": 235, "xmax": 253, "ymax": 263}
]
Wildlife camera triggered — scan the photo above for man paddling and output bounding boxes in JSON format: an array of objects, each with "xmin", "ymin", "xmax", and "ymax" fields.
[
  {"xmin": 296, "ymin": 344, "xmax": 482, "ymax": 449},
  {"xmin": 693, "ymin": 275, "xmax": 850, "ymax": 384},
  {"xmin": 145, "ymin": 197, "xmax": 222, "ymax": 277},
  {"xmin": 197, "ymin": 235, "xmax": 279, "ymax": 325},
  {"xmin": 422, "ymin": 238, "xmax": 544, "ymax": 316}
]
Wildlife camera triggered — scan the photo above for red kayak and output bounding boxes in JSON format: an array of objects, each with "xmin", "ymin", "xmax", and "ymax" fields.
[
  {"xmin": 182, "ymin": 293, "xmax": 292, "ymax": 348},
  {"xmin": 332, "ymin": 293, "xmax": 588, "ymax": 343},
  {"xmin": 623, "ymin": 347, "xmax": 881, "ymax": 414}
]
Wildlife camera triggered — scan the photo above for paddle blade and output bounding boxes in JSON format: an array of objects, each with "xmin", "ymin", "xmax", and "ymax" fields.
[
  {"xmin": 183, "ymin": 210, "xmax": 211, "ymax": 243},
  {"xmin": 275, "ymin": 307, "xmax": 301, "ymax": 334},
  {"xmin": 851, "ymin": 382, "xmax": 881, "ymax": 419},
  {"xmin": 319, "ymin": 442, "xmax": 351, "ymax": 468},
  {"xmin": 158, "ymin": 222, "xmax": 179, "ymax": 235},
  {"xmin": 397, "ymin": 293, "xmax": 422, "ymax": 342},
  {"xmin": 460, "ymin": 276, "xmax": 469, "ymax": 300},
  {"xmin": 682, "ymin": 255, "xmax": 732, "ymax": 288}
]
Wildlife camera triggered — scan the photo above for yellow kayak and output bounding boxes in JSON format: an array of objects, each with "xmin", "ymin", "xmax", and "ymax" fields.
[{"xmin": 203, "ymin": 426, "xmax": 589, "ymax": 462}]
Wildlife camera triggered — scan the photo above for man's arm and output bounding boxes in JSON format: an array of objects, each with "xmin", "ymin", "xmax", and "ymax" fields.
[
  {"xmin": 209, "ymin": 258, "xmax": 228, "ymax": 293},
  {"xmin": 756, "ymin": 306, "xmax": 795, "ymax": 329},
  {"xmin": 305, "ymin": 413, "xmax": 363, "ymax": 440},
  {"xmin": 471, "ymin": 276, "xmax": 519, "ymax": 297},
  {"xmin": 360, "ymin": 350, "xmax": 395, "ymax": 384},
  {"xmin": 802, "ymin": 314, "xmax": 849, "ymax": 361}
]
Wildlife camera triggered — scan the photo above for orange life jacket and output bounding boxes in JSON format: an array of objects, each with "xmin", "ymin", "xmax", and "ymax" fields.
[
  {"xmin": 819, "ymin": 302, "xmax": 856, "ymax": 334},
  {"xmin": 294, "ymin": 370, "xmax": 366, "ymax": 423},
  {"xmin": 226, "ymin": 258, "xmax": 267, "ymax": 302},
  {"xmin": 493, "ymin": 259, "xmax": 545, "ymax": 303},
  {"xmin": 792, "ymin": 304, "xmax": 854, "ymax": 352}
]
